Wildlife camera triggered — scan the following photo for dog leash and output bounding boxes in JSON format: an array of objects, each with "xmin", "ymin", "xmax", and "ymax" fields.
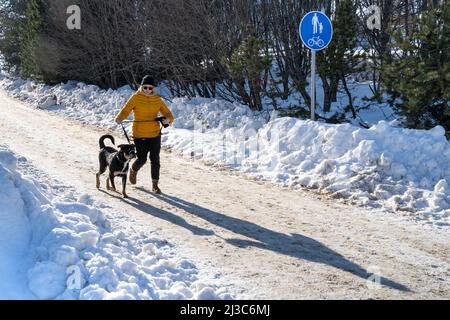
[{"xmin": 121, "ymin": 123, "xmax": 132, "ymax": 144}]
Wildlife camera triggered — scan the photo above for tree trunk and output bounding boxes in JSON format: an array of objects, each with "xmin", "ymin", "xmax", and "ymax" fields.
[{"xmin": 341, "ymin": 75, "xmax": 356, "ymax": 119}]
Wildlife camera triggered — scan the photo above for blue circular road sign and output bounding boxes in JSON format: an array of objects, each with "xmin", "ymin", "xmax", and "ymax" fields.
[{"xmin": 300, "ymin": 11, "xmax": 333, "ymax": 51}]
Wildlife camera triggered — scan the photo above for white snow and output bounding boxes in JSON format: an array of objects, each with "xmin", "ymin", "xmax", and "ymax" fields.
[
  {"xmin": 1, "ymin": 75, "xmax": 449, "ymax": 227},
  {"xmin": 0, "ymin": 147, "xmax": 231, "ymax": 300}
]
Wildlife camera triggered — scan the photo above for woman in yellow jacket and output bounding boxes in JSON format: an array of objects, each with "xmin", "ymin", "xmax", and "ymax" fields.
[{"xmin": 115, "ymin": 76, "xmax": 174, "ymax": 194}]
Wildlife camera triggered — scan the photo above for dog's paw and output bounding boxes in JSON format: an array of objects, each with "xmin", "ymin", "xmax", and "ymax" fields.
[{"xmin": 123, "ymin": 194, "xmax": 129, "ymax": 199}]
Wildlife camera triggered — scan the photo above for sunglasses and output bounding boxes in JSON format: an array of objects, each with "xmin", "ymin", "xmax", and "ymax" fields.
[{"xmin": 142, "ymin": 86, "xmax": 155, "ymax": 91}]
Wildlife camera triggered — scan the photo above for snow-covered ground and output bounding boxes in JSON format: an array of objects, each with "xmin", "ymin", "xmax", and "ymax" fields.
[
  {"xmin": 266, "ymin": 77, "xmax": 398, "ymax": 127},
  {"xmin": 1, "ymin": 75, "xmax": 449, "ymax": 228},
  {"xmin": 0, "ymin": 146, "xmax": 231, "ymax": 300}
]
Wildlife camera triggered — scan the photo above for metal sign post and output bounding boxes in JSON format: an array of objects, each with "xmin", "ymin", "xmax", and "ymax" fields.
[
  {"xmin": 311, "ymin": 51, "xmax": 316, "ymax": 121},
  {"xmin": 299, "ymin": 11, "xmax": 333, "ymax": 121}
]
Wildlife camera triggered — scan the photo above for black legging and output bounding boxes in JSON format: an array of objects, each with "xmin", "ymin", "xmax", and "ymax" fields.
[{"xmin": 132, "ymin": 135, "xmax": 161, "ymax": 181}]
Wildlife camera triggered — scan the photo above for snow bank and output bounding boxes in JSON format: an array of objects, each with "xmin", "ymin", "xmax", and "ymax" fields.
[
  {"xmin": 252, "ymin": 120, "xmax": 450, "ymax": 224},
  {"xmin": 0, "ymin": 148, "xmax": 230, "ymax": 300},
  {"xmin": 0, "ymin": 77, "xmax": 268, "ymax": 133},
  {"xmin": 1, "ymin": 76, "xmax": 449, "ymax": 227},
  {"xmin": 0, "ymin": 77, "xmax": 134, "ymax": 128}
]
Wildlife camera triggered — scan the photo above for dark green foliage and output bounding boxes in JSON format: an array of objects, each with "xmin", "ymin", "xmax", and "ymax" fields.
[
  {"xmin": 224, "ymin": 29, "xmax": 272, "ymax": 111},
  {"xmin": 18, "ymin": 0, "xmax": 45, "ymax": 78},
  {"xmin": 0, "ymin": 0, "xmax": 27, "ymax": 71},
  {"xmin": 382, "ymin": 0, "xmax": 450, "ymax": 131},
  {"xmin": 317, "ymin": 0, "xmax": 365, "ymax": 115}
]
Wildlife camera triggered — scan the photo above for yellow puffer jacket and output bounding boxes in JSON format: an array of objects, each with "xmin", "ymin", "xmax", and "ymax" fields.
[{"xmin": 115, "ymin": 90, "xmax": 175, "ymax": 139}]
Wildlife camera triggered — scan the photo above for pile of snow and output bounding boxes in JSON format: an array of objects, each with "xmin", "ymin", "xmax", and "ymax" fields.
[
  {"xmin": 0, "ymin": 78, "xmax": 134, "ymax": 128},
  {"xmin": 1, "ymin": 76, "xmax": 449, "ymax": 227},
  {"xmin": 0, "ymin": 77, "xmax": 268, "ymax": 133},
  {"xmin": 248, "ymin": 119, "xmax": 449, "ymax": 225},
  {"xmin": 0, "ymin": 148, "xmax": 230, "ymax": 300}
]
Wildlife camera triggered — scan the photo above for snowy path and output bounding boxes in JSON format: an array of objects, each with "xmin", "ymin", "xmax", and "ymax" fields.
[{"xmin": 0, "ymin": 90, "xmax": 449, "ymax": 299}]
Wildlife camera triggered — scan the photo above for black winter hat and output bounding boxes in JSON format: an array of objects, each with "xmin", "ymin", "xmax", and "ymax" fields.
[{"xmin": 141, "ymin": 75, "xmax": 157, "ymax": 87}]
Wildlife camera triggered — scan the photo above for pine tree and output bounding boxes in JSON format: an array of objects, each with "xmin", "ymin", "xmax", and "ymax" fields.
[
  {"xmin": 317, "ymin": 0, "xmax": 364, "ymax": 116},
  {"xmin": 224, "ymin": 27, "xmax": 272, "ymax": 111},
  {"xmin": 19, "ymin": 0, "xmax": 45, "ymax": 78},
  {"xmin": 382, "ymin": 0, "xmax": 450, "ymax": 132},
  {"xmin": 0, "ymin": 0, "xmax": 28, "ymax": 71}
]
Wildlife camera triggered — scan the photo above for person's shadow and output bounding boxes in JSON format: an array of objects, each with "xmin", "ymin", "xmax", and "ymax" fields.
[
  {"xmin": 99, "ymin": 189, "xmax": 214, "ymax": 237},
  {"xmin": 102, "ymin": 187, "xmax": 410, "ymax": 292},
  {"xmin": 131, "ymin": 189, "xmax": 409, "ymax": 293}
]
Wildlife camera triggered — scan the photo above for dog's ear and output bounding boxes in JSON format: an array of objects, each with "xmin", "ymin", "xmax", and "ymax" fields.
[{"xmin": 117, "ymin": 144, "xmax": 125, "ymax": 149}]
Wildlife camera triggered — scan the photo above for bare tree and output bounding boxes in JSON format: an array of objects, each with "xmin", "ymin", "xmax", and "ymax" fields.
[{"xmin": 35, "ymin": 0, "xmax": 150, "ymax": 88}]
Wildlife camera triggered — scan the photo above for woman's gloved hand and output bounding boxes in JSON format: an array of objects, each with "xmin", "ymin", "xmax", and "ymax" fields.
[{"xmin": 162, "ymin": 118, "xmax": 171, "ymax": 126}]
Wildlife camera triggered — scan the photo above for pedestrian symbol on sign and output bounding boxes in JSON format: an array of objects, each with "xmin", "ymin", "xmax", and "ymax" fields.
[{"xmin": 312, "ymin": 13, "xmax": 319, "ymax": 33}]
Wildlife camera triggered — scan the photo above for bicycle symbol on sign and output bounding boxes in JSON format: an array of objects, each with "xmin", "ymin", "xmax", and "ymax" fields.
[{"xmin": 307, "ymin": 36, "xmax": 325, "ymax": 48}]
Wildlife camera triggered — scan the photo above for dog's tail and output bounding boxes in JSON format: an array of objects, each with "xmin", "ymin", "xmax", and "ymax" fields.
[{"xmin": 99, "ymin": 135, "xmax": 115, "ymax": 149}]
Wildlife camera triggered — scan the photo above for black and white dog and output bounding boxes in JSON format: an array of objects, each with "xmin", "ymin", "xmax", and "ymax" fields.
[{"xmin": 96, "ymin": 135, "xmax": 136, "ymax": 198}]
